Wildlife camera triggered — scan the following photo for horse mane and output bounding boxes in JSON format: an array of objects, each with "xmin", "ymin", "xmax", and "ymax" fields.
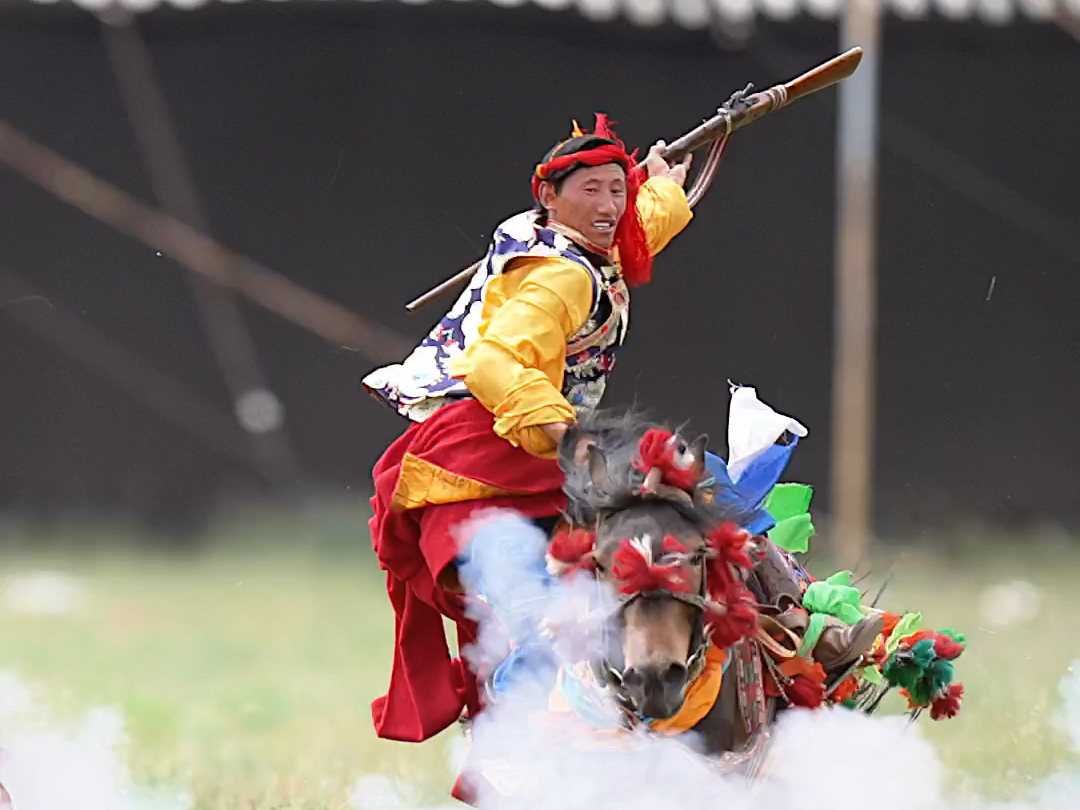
[{"xmin": 558, "ymin": 406, "xmax": 757, "ymax": 531}]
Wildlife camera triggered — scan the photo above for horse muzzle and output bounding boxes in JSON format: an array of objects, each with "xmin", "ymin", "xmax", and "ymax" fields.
[{"xmin": 620, "ymin": 662, "xmax": 689, "ymax": 720}]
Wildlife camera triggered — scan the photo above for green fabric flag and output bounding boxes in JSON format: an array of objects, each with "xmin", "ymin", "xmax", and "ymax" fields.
[
  {"xmin": 800, "ymin": 613, "xmax": 828, "ymax": 658},
  {"xmin": 763, "ymin": 483, "xmax": 816, "ymax": 553},
  {"xmin": 768, "ymin": 514, "xmax": 815, "ymax": 554},
  {"xmin": 803, "ymin": 571, "xmax": 865, "ymax": 625},
  {"xmin": 798, "ymin": 571, "xmax": 862, "ymax": 657}
]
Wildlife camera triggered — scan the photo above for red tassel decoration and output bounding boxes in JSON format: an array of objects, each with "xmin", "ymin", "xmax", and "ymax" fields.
[
  {"xmin": 705, "ymin": 581, "xmax": 759, "ymax": 648},
  {"xmin": 633, "ymin": 429, "xmax": 700, "ymax": 492},
  {"xmin": 705, "ymin": 522, "xmax": 754, "ymax": 571},
  {"xmin": 531, "ymin": 113, "xmax": 652, "ymax": 288},
  {"xmin": 591, "ymin": 112, "xmax": 617, "ymax": 141},
  {"xmin": 698, "ymin": 522, "xmax": 759, "ymax": 648},
  {"xmin": 589, "ymin": 114, "xmax": 652, "ymax": 288},
  {"xmin": 548, "ymin": 528, "xmax": 596, "ymax": 576},
  {"xmin": 785, "ymin": 675, "xmax": 826, "ymax": 708},
  {"xmin": 898, "ymin": 629, "xmax": 936, "ymax": 649},
  {"xmin": 662, "ymin": 535, "xmax": 691, "ymax": 556},
  {"xmin": 831, "ymin": 675, "xmax": 860, "ymax": 703},
  {"xmin": 930, "ymin": 683, "xmax": 964, "ymax": 720},
  {"xmin": 611, "ymin": 537, "xmax": 693, "ymax": 596},
  {"xmin": 932, "ymin": 634, "xmax": 965, "ymax": 661}
]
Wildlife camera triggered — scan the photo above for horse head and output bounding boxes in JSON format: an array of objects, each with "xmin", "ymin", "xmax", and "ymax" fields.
[{"xmin": 551, "ymin": 409, "xmax": 763, "ymax": 722}]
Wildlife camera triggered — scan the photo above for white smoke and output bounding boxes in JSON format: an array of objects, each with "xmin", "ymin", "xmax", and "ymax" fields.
[
  {"xmin": 351, "ymin": 509, "xmax": 1080, "ymax": 810},
  {"xmin": 0, "ymin": 670, "xmax": 191, "ymax": 810}
]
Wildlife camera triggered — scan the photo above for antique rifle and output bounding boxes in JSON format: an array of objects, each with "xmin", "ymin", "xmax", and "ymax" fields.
[{"xmin": 405, "ymin": 47, "xmax": 862, "ymax": 312}]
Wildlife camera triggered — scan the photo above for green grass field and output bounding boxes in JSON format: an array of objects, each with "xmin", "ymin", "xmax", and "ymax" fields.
[{"xmin": 0, "ymin": 504, "xmax": 1076, "ymax": 809}]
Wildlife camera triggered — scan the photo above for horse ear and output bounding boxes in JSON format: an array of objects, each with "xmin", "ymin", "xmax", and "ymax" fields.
[
  {"xmin": 587, "ymin": 444, "xmax": 610, "ymax": 490},
  {"xmin": 689, "ymin": 434, "xmax": 709, "ymax": 483}
]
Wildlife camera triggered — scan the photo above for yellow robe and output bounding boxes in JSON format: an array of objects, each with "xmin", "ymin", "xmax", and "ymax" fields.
[{"xmin": 449, "ymin": 175, "xmax": 693, "ymax": 458}]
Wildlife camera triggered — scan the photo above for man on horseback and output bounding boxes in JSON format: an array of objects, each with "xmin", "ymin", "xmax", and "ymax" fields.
[{"xmin": 360, "ymin": 114, "xmax": 881, "ymax": 752}]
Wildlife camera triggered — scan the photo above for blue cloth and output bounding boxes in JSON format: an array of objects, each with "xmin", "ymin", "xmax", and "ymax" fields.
[{"xmin": 704, "ymin": 436, "xmax": 799, "ymax": 536}]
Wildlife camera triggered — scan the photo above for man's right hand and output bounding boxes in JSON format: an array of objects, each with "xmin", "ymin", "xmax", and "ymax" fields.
[
  {"xmin": 539, "ymin": 422, "xmax": 571, "ymax": 447},
  {"xmin": 643, "ymin": 140, "xmax": 693, "ymax": 188},
  {"xmin": 540, "ymin": 422, "xmax": 597, "ymax": 464}
]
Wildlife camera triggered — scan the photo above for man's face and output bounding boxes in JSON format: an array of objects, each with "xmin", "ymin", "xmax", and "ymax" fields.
[{"xmin": 538, "ymin": 164, "xmax": 627, "ymax": 250}]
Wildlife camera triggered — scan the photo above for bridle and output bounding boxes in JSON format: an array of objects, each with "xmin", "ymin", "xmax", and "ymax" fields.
[
  {"xmin": 575, "ymin": 512, "xmax": 722, "ymax": 727},
  {"xmin": 549, "ymin": 425, "xmax": 762, "ymax": 727}
]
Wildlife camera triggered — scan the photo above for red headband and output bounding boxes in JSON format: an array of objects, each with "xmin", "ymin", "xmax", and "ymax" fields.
[{"xmin": 531, "ymin": 114, "xmax": 653, "ymax": 287}]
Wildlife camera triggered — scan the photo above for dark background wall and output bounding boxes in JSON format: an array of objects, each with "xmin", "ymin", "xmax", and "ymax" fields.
[{"xmin": 1, "ymin": 2, "xmax": 1077, "ymax": 536}]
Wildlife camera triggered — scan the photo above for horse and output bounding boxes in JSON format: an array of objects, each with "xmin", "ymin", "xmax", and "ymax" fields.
[
  {"xmin": 535, "ymin": 407, "xmax": 805, "ymax": 768},
  {"xmin": 453, "ymin": 404, "xmax": 967, "ymax": 807}
]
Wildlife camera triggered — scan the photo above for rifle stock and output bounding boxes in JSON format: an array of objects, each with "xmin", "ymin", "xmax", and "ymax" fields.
[{"xmin": 405, "ymin": 47, "xmax": 862, "ymax": 312}]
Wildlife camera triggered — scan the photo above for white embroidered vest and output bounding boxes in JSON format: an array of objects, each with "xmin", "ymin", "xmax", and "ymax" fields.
[{"xmin": 362, "ymin": 210, "xmax": 629, "ymax": 422}]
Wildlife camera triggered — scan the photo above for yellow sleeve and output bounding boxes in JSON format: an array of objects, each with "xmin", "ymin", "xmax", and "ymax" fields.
[
  {"xmin": 448, "ymin": 256, "xmax": 595, "ymax": 459},
  {"xmin": 636, "ymin": 175, "xmax": 694, "ymax": 256}
]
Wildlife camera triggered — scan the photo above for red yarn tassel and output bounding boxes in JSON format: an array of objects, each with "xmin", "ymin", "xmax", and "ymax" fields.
[
  {"xmin": 614, "ymin": 175, "xmax": 652, "ymax": 288},
  {"xmin": 612, "ymin": 538, "xmax": 692, "ymax": 595},
  {"xmin": 785, "ymin": 675, "xmax": 826, "ymax": 709},
  {"xmin": 633, "ymin": 429, "xmax": 699, "ymax": 491},
  {"xmin": 930, "ymin": 683, "xmax": 964, "ymax": 720},
  {"xmin": 700, "ymin": 522, "xmax": 759, "ymax": 648},
  {"xmin": 592, "ymin": 112, "xmax": 616, "ymax": 140},
  {"xmin": 932, "ymin": 634, "xmax": 964, "ymax": 661},
  {"xmin": 587, "ymin": 113, "xmax": 652, "ymax": 288},
  {"xmin": 705, "ymin": 580, "xmax": 759, "ymax": 648},
  {"xmin": 705, "ymin": 522, "xmax": 754, "ymax": 571},
  {"xmin": 548, "ymin": 528, "xmax": 596, "ymax": 576},
  {"xmin": 898, "ymin": 629, "xmax": 935, "ymax": 649},
  {"xmin": 662, "ymin": 535, "xmax": 691, "ymax": 556}
]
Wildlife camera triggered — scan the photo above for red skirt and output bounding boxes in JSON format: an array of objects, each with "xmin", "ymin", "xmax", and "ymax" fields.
[{"xmin": 368, "ymin": 398, "xmax": 567, "ymax": 745}]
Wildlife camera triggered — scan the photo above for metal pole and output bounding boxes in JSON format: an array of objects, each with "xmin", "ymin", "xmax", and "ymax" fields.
[{"xmin": 831, "ymin": 0, "xmax": 880, "ymax": 570}]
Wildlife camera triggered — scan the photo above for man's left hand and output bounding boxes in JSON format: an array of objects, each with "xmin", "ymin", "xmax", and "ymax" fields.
[{"xmin": 642, "ymin": 140, "xmax": 693, "ymax": 187}]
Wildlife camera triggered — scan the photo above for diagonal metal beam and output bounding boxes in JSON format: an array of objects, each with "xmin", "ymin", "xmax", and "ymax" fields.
[
  {"xmin": 0, "ymin": 119, "xmax": 415, "ymax": 363},
  {"xmin": 0, "ymin": 266, "xmax": 261, "ymax": 473},
  {"xmin": 98, "ymin": 6, "xmax": 300, "ymax": 488}
]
